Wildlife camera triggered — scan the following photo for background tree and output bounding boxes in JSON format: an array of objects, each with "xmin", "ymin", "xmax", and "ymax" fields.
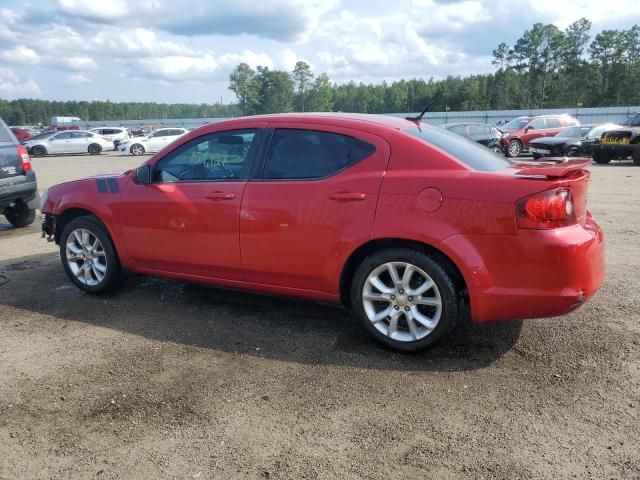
[{"xmin": 292, "ymin": 61, "xmax": 314, "ymax": 112}]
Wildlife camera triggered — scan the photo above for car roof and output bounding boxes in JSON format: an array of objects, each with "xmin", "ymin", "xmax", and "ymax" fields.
[
  {"xmin": 440, "ymin": 122, "xmax": 490, "ymax": 128},
  {"xmin": 200, "ymin": 112, "xmax": 422, "ymax": 134}
]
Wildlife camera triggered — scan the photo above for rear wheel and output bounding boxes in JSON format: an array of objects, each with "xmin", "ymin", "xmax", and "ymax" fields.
[
  {"xmin": 59, "ymin": 216, "xmax": 122, "ymax": 293},
  {"xmin": 88, "ymin": 143, "xmax": 102, "ymax": 155},
  {"xmin": 507, "ymin": 139, "xmax": 522, "ymax": 158},
  {"xmin": 350, "ymin": 248, "xmax": 459, "ymax": 352},
  {"xmin": 31, "ymin": 145, "xmax": 46, "ymax": 157},
  {"xmin": 4, "ymin": 202, "xmax": 35, "ymax": 227},
  {"xmin": 632, "ymin": 149, "xmax": 640, "ymax": 166},
  {"xmin": 130, "ymin": 144, "xmax": 144, "ymax": 156},
  {"xmin": 592, "ymin": 151, "xmax": 612, "ymax": 164}
]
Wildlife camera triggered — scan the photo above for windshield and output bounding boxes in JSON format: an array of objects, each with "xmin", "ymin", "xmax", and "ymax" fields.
[
  {"xmin": 500, "ymin": 118, "xmax": 529, "ymax": 131},
  {"xmin": 409, "ymin": 124, "xmax": 511, "ymax": 172}
]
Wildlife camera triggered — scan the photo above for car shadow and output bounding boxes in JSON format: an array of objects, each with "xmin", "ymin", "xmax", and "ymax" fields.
[
  {"xmin": 0, "ymin": 222, "xmax": 40, "ymax": 238},
  {"xmin": 0, "ymin": 252, "xmax": 522, "ymax": 372}
]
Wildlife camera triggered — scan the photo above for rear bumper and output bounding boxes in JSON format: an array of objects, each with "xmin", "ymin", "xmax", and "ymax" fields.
[
  {"xmin": 440, "ymin": 214, "xmax": 605, "ymax": 323},
  {"xmin": 0, "ymin": 171, "xmax": 38, "ymax": 210},
  {"xmin": 595, "ymin": 143, "xmax": 637, "ymax": 158}
]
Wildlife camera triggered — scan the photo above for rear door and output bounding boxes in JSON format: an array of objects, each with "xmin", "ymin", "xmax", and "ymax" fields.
[
  {"xmin": 240, "ymin": 124, "xmax": 389, "ymax": 293},
  {"xmin": 0, "ymin": 120, "xmax": 22, "ymax": 180},
  {"xmin": 544, "ymin": 118, "xmax": 564, "ymax": 137}
]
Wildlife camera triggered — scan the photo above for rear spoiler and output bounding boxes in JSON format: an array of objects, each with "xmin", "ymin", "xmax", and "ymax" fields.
[{"xmin": 514, "ymin": 158, "xmax": 592, "ymax": 178}]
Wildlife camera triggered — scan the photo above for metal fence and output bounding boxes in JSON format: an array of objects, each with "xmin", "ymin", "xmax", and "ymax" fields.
[{"xmin": 80, "ymin": 106, "xmax": 640, "ymax": 130}]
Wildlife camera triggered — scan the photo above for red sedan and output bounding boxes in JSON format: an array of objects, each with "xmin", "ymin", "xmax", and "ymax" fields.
[{"xmin": 41, "ymin": 114, "xmax": 604, "ymax": 351}]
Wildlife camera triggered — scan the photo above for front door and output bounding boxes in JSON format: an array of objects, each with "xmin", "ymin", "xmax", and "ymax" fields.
[
  {"xmin": 522, "ymin": 118, "xmax": 546, "ymax": 147},
  {"xmin": 240, "ymin": 125, "xmax": 389, "ymax": 294},
  {"xmin": 118, "ymin": 128, "xmax": 261, "ymax": 280}
]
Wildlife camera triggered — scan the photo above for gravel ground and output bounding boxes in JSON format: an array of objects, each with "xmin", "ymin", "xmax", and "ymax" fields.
[{"xmin": 0, "ymin": 153, "xmax": 638, "ymax": 479}]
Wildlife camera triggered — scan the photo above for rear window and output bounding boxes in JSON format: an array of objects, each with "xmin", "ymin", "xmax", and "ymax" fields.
[
  {"xmin": 409, "ymin": 124, "xmax": 511, "ymax": 172},
  {"xmin": 0, "ymin": 118, "xmax": 16, "ymax": 143}
]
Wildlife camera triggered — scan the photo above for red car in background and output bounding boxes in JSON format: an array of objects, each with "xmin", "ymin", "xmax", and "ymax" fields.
[
  {"xmin": 10, "ymin": 127, "xmax": 33, "ymax": 142},
  {"xmin": 499, "ymin": 114, "xmax": 579, "ymax": 157},
  {"xmin": 41, "ymin": 113, "xmax": 604, "ymax": 352}
]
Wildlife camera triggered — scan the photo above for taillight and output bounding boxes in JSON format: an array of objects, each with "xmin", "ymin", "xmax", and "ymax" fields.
[
  {"xmin": 17, "ymin": 144, "xmax": 32, "ymax": 173},
  {"xmin": 516, "ymin": 188, "xmax": 575, "ymax": 229}
]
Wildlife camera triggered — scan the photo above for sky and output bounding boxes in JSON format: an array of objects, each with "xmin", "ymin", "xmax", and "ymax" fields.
[{"xmin": 1, "ymin": 0, "xmax": 639, "ymax": 104}]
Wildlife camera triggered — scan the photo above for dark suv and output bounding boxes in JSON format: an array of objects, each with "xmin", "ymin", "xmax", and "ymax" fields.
[{"xmin": 0, "ymin": 117, "xmax": 38, "ymax": 227}]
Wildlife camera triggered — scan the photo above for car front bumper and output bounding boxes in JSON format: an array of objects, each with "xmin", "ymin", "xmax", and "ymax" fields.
[{"xmin": 440, "ymin": 213, "xmax": 605, "ymax": 323}]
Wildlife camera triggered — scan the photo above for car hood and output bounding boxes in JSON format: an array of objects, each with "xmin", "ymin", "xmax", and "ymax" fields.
[{"xmin": 530, "ymin": 136, "xmax": 578, "ymax": 146}]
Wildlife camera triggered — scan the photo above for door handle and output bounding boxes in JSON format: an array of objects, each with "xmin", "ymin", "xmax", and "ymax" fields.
[
  {"xmin": 328, "ymin": 192, "xmax": 367, "ymax": 201},
  {"xmin": 206, "ymin": 191, "xmax": 236, "ymax": 201}
]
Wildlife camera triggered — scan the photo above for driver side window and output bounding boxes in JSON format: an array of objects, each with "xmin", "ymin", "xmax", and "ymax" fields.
[{"xmin": 153, "ymin": 129, "xmax": 257, "ymax": 182}]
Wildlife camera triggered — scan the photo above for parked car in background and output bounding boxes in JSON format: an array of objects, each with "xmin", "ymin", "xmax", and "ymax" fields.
[
  {"xmin": 90, "ymin": 127, "xmax": 130, "ymax": 147},
  {"xmin": 41, "ymin": 113, "xmax": 604, "ymax": 352},
  {"xmin": 440, "ymin": 123, "xmax": 502, "ymax": 152},
  {"xmin": 117, "ymin": 128, "xmax": 188, "ymax": 155},
  {"xmin": 23, "ymin": 130, "xmax": 114, "ymax": 157},
  {"xmin": 498, "ymin": 114, "xmax": 579, "ymax": 157},
  {"xmin": 10, "ymin": 127, "xmax": 33, "ymax": 142},
  {"xmin": 592, "ymin": 113, "xmax": 640, "ymax": 165},
  {"xmin": 0, "ymin": 117, "xmax": 38, "ymax": 228},
  {"xmin": 529, "ymin": 124, "xmax": 622, "ymax": 160}
]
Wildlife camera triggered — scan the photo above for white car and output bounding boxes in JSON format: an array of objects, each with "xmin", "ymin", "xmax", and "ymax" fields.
[
  {"xmin": 117, "ymin": 128, "xmax": 188, "ymax": 156},
  {"xmin": 24, "ymin": 130, "xmax": 115, "ymax": 157},
  {"xmin": 89, "ymin": 127, "xmax": 130, "ymax": 147}
]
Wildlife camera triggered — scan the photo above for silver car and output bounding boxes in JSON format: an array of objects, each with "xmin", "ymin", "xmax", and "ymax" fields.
[{"xmin": 24, "ymin": 130, "xmax": 115, "ymax": 157}]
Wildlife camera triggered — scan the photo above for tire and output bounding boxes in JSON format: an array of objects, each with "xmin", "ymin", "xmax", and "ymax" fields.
[
  {"xmin": 88, "ymin": 144, "xmax": 102, "ymax": 155},
  {"xmin": 592, "ymin": 151, "xmax": 612, "ymax": 164},
  {"xmin": 31, "ymin": 145, "xmax": 46, "ymax": 157},
  {"xmin": 130, "ymin": 144, "xmax": 145, "ymax": 156},
  {"xmin": 506, "ymin": 139, "xmax": 522, "ymax": 158},
  {"xmin": 632, "ymin": 149, "xmax": 640, "ymax": 166},
  {"xmin": 566, "ymin": 147, "xmax": 578, "ymax": 157},
  {"xmin": 491, "ymin": 146, "xmax": 502, "ymax": 154},
  {"xmin": 4, "ymin": 203, "xmax": 35, "ymax": 227},
  {"xmin": 350, "ymin": 248, "xmax": 460, "ymax": 352},
  {"xmin": 59, "ymin": 216, "xmax": 123, "ymax": 294}
]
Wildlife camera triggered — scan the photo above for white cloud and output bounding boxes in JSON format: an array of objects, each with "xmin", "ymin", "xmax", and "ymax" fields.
[
  {"xmin": 0, "ymin": 45, "xmax": 40, "ymax": 65},
  {"xmin": 136, "ymin": 54, "xmax": 220, "ymax": 81},
  {"xmin": 57, "ymin": 0, "xmax": 129, "ymax": 22},
  {"xmin": 0, "ymin": 68, "xmax": 41, "ymax": 97},
  {"xmin": 64, "ymin": 73, "xmax": 92, "ymax": 86},
  {"xmin": 218, "ymin": 50, "xmax": 275, "ymax": 70},
  {"xmin": 57, "ymin": 55, "xmax": 98, "ymax": 71}
]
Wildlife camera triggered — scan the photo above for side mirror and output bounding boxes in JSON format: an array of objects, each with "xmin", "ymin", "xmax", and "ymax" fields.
[
  {"xmin": 134, "ymin": 165, "xmax": 152, "ymax": 184},
  {"xmin": 524, "ymin": 127, "xmax": 530, "ymax": 133}
]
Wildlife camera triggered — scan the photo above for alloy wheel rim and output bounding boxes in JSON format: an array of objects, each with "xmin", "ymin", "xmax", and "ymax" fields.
[
  {"xmin": 132, "ymin": 145, "xmax": 142, "ymax": 155},
  {"xmin": 66, "ymin": 228, "xmax": 107, "ymax": 286},
  {"xmin": 509, "ymin": 141, "xmax": 520, "ymax": 156},
  {"xmin": 363, "ymin": 262, "xmax": 442, "ymax": 342}
]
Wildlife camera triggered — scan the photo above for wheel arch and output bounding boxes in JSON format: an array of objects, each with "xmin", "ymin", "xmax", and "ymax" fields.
[{"xmin": 339, "ymin": 237, "xmax": 468, "ymax": 308}]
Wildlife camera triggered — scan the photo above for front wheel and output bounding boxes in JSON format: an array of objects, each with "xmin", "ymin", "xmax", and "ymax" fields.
[
  {"xmin": 60, "ymin": 216, "xmax": 122, "ymax": 293},
  {"xmin": 506, "ymin": 139, "xmax": 522, "ymax": 158},
  {"xmin": 350, "ymin": 248, "xmax": 459, "ymax": 352},
  {"xmin": 592, "ymin": 151, "xmax": 612, "ymax": 164},
  {"xmin": 4, "ymin": 203, "xmax": 35, "ymax": 227}
]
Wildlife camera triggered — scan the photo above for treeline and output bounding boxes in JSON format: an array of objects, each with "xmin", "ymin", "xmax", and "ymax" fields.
[
  {"xmin": 0, "ymin": 99, "xmax": 241, "ymax": 126},
  {"xmin": 2, "ymin": 18, "xmax": 639, "ymax": 126},
  {"xmin": 229, "ymin": 18, "xmax": 640, "ymax": 114}
]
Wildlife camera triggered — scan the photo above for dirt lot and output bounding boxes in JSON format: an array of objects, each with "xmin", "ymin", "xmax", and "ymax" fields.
[{"xmin": 0, "ymin": 153, "xmax": 638, "ymax": 479}]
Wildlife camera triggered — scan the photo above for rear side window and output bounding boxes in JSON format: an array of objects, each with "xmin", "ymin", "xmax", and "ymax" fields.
[
  {"xmin": 546, "ymin": 118, "xmax": 561, "ymax": 128},
  {"xmin": 263, "ymin": 129, "xmax": 376, "ymax": 179},
  {"xmin": 467, "ymin": 125, "xmax": 485, "ymax": 136},
  {"xmin": 449, "ymin": 125, "xmax": 467, "ymax": 136},
  {"xmin": 409, "ymin": 125, "xmax": 511, "ymax": 172}
]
